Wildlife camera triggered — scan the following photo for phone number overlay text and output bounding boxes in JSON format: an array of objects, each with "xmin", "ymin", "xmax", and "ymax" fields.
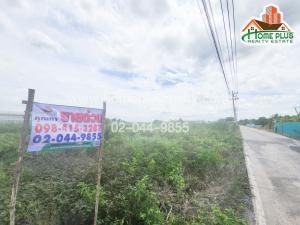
[{"xmin": 111, "ymin": 121, "xmax": 189, "ymax": 133}]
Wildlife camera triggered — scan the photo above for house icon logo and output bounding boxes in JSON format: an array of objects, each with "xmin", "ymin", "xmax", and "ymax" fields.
[{"xmin": 241, "ymin": 5, "xmax": 294, "ymax": 45}]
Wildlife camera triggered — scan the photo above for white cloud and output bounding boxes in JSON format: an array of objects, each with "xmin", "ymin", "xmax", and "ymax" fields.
[
  {"xmin": 27, "ymin": 30, "xmax": 66, "ymax": 53},
  {"xmin": 0, "ymin": 13, "xmax": 12, "ymax": 31},
  {"xmin": 0, "ymin": 0, "xmax": 299, "ymax": 121}
]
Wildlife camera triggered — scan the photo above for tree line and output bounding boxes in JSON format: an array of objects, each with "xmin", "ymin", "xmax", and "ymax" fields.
[{"xmin": 239, "ymin": 114, "xmax": 300, "ymax": 129}]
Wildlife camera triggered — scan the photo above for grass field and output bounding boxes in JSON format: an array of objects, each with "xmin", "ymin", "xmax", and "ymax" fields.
[{"xmin": 0, "ymin": 120, "xmax": 252, "ymax": 225}]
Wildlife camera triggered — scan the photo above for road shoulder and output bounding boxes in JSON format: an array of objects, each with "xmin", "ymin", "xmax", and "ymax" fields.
[{"xmin": 241, "ymin": 128, "xmax": 266, "ymax": 225}]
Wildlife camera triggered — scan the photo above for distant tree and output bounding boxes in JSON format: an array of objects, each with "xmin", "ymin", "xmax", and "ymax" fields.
[
  {"xmin": 255, "ymin": 117, "xmax": 268, "ymax": 126},
  {"xmin": 218, "ymin": 117, "xmax": 234, "ymax": 123},
  {"xmin": 238, "ymin": 119, "xmax": 249, "ymax": 125},
  {"xmin": 239, "ymin": 113, "xmax": 300, "ymax": 129}
]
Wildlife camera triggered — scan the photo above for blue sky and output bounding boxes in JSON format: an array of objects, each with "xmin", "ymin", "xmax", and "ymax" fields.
[{"xmin": 0, "ymin": 0, "xmax": 300, "ymax": 121}]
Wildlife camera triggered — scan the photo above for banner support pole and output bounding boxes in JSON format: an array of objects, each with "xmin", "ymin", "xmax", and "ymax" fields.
[
  {"xmin": 93, "ymin": 101, "xmax": 106, "ymax": 225},
  {"xmin": 10, "ymin": 88, "xmax": 35, "ymax": 225}
]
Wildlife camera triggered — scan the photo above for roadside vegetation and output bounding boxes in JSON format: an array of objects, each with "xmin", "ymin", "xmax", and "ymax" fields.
[
  {"xmin": 0, "ymin": 120, "xmax": 252, "ymax": 225},
  {"xmin": 239, "ymin": 114, "xmax": 300, "ymax": 129}
]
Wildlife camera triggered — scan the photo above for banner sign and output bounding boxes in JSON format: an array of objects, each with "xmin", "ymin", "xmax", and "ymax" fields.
[{"xmin": 28, "ymin": 102, "xmax": 104, "ymax": 152}]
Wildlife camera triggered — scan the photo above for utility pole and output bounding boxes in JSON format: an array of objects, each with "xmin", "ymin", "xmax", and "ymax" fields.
[
  {"xmin": 295, "ymin": 107, "xmax": 300, "ymax": 121},
  {"xmin": 231, "ymin": 91, "xmax": 238, "ymax": 124}
]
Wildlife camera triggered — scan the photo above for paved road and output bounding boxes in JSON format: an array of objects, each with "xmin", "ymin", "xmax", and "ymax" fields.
[{"xmin": 240, "ymin": 126, "xmax": 300, "ymax": 225}]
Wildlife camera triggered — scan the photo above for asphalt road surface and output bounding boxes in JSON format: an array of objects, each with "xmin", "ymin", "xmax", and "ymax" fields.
[{"xmin": 240, "ymin": 126, "xmax": 300, "ymax": 225}]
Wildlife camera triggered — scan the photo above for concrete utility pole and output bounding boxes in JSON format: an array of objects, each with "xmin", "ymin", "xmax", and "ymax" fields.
[
  {"xmin": 295, "ymin": 107, "xmax": 300, "ymax": 121},
  {"xmin": 232, "ymin": 91, "xmax": 238, "ymax": 123}
]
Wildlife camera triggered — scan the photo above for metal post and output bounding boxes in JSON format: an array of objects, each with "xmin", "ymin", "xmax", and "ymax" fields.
[
  {"xmin": 10, "ymin": 89, "xmax": 35, "ymax": 225},
  {"xmin": 93, "ymin": 101, "xmax": 106, "ymax": 225}
]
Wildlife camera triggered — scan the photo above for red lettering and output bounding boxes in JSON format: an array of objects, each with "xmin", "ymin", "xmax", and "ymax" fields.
[
  {"xmin": 35, "ymin": 123, "xmax": 42, "ymax": 133},
  {"xmin": 89, "ymin": 114, "xmax": 95, "ymax": 122},
  {"xmin": 76, "ymin": 113, "xmax": 83, "ymax": 122},
  {"xmin": 60, "ymin": 112, "xmax": 69, "ymax": 122},
  {"xmin": 95, "ymin": 114, "xmax": 102, "ymax": 122},
  {"xmin": 70, "ymin": 113, "xmax": 75, "ymax": 122},
  {"xmin": 60, "ymin": 112, "xmax": 103, "ymax": 123},
  {"xmin": 83, "ymin": 114, "xmax": 89, "ymax": 122}
]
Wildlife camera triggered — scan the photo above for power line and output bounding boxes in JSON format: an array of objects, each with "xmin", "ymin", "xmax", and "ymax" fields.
[
  {"xmin": 228, "ymin": 0, "xmax": 239, "ymax": 121},
  {"xmin": 225, "ymin": 0, "xmax": 236, "ymax": 91},
  {"xmin": 207, "ymin": 0, "xmax": 227, "ymax": 68},
  {"xmin": 197, "ymin": 0, "xmax": 231, "ymax": 94},
  {"xmin": 207, "ymin": 0, "xmax": 234, "ymax": 91},
  {"xmin": 196, "ymin": 0, "xmax": 239, "ymax": 122},
  {"xmin": 219, "ymin": 0, "xmax": 235, "ymax": 92},
  {"xmin": 195, "ymin": 0, "xmax": 233, "ymax": 92},
  {"xmin": 195, "ymin": 0, "xmax": 229, "ymax": 87},
  {"xmin": 231, "ymin": 0, "xmax": 238, "ymax": 91},
  {"xmin": 195, "ymin": 0, "xmax": 216, "ymax": 58}
]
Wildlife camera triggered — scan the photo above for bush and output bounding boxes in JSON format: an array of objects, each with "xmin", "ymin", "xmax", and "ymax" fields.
[
  {"xmin": 0, "ymin": 121, "xmax": 251, "ymax": 225},
  {"xmin": 124, "ymin": 176, "xmax": 164, "ymax": 225}
]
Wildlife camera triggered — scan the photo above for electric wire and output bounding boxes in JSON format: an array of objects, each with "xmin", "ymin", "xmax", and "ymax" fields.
[
  {"xmin": 195, "ymin": 0, "xmax": 217, "ymax": 62},
  {"xmin": 219, "ymin": 0, "xmax": 235, "ymax": 93},
  {"xmin": 197, "ymin": 0, "xmax": 231, "ymax": 94},
  {"xmin": 196, "ymin": 0, "xmax": 239, "ymax": 121},
  {"xmin": 225, "ymin": 0, "xmax": 236, "ymax": 91},
  {"xmin": 231, "ymin": 0, "xmax": 238, "ymax": 91}
]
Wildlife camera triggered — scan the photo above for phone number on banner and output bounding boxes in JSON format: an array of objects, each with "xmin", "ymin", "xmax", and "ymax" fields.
[
  {"xmin": 34, "ymin": 123, "xmax": 102, "ymax": 133},
  {"xmin": 32, "ymin": 132, "xmax": 101, "ymax": 144}
]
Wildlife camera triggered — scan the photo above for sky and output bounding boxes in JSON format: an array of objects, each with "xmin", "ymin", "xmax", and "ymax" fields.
[{"xmin": 0, "ymin": 0, "xmax": 299, "ymax": 121}]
